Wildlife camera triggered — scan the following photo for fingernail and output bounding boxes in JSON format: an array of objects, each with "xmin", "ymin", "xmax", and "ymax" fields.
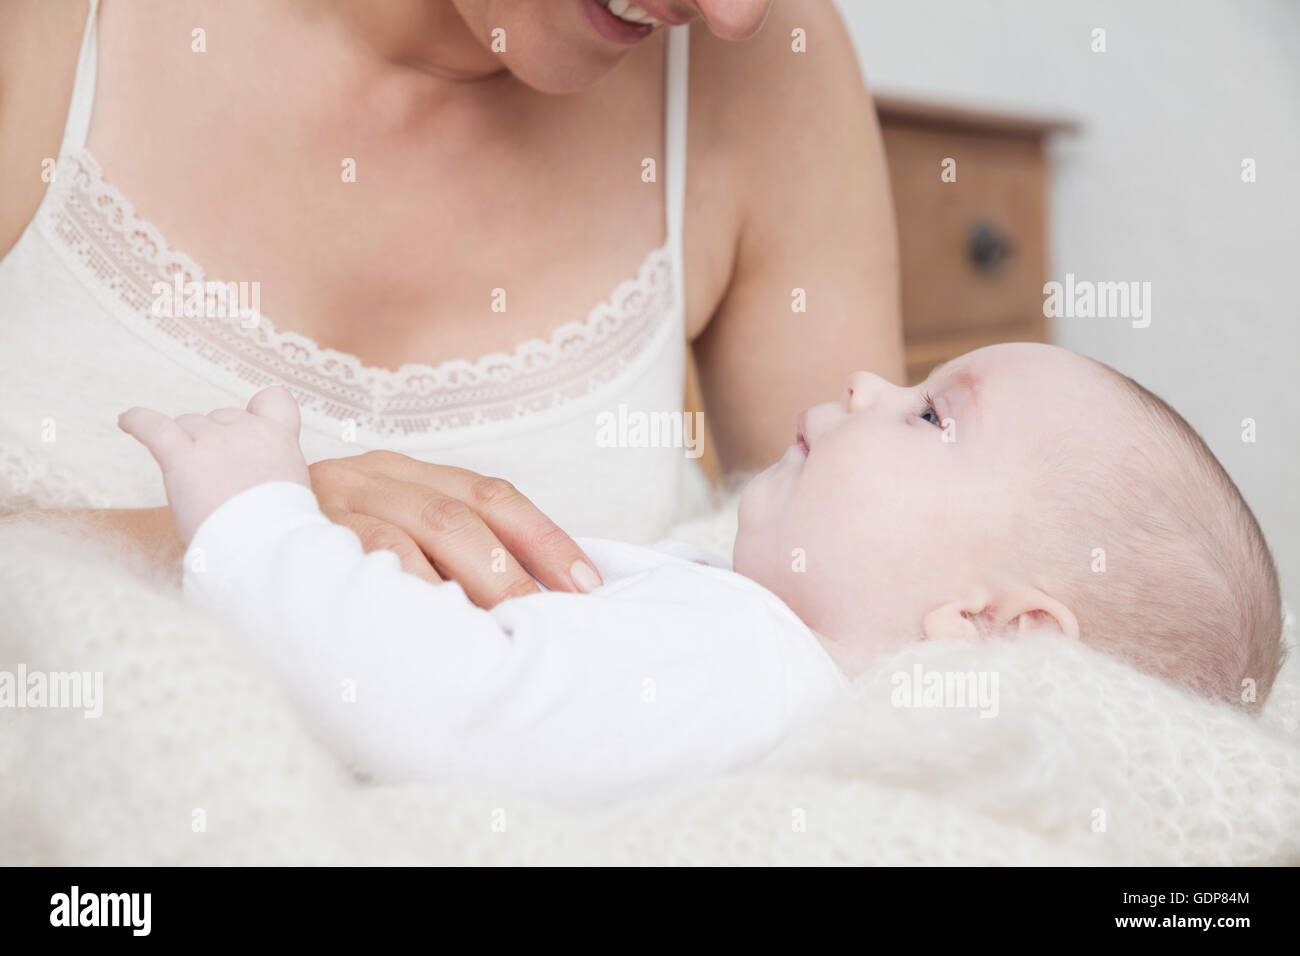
[{"xmin": 569, "ymin": 560, "xmax": 602, "ymax": 594}]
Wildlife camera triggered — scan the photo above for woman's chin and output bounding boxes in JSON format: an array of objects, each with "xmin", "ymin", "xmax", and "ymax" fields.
[{"xmin": 493, "ymin": 20, "xmax": 638, "ymax": 94}]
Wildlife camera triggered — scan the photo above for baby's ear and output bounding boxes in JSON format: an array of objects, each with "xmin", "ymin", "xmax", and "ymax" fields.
[
  {"xmin": 986, "ymin": 587, "xmax": 1080, "ymax": 639},
  {"xmin": 246, "ymin": 386, "xmax": 301, "ymax": 433},
  {"xmin": 922, "ymin": 587, "xmax": 1080, "ymax": 641},
  {"xmin": 922, "ymin": 593, "xmax": 986, "ymax": 641}
]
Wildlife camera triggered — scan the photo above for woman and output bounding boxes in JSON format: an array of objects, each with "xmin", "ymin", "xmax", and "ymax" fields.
[{"xmin": 0, "ymin": 0, "xmax": 900, "ymax": 605}]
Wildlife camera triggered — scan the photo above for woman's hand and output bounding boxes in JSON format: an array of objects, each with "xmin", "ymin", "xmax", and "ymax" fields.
[{"xmin": 308, "ymin": 451, "xmax": 602, "ymax": 608}]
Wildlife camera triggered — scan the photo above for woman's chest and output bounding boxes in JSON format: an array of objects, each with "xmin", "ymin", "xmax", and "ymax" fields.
[
  {"xmin": 88, "ymin": 38, "xmax": 693, "ymax": 371},
  {"xmin": 196, "ymin": 149, "xmax": 670, "ymax": 369}
]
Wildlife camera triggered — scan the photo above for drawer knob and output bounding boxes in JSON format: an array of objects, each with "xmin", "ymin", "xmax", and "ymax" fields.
[{"xmin": 968, "ymin": 220, "xmax": 1015, "ymax": 274}]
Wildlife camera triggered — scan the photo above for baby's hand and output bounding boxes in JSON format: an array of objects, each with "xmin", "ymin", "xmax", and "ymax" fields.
[{"xmin": 119, "ymin": 386, "xmax": 311, "ymax": 543}]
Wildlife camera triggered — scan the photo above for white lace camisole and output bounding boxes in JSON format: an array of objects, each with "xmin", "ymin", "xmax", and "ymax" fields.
[{"xmin": 0, "ymin": 0, "xmax": 705, "ymax": 542}]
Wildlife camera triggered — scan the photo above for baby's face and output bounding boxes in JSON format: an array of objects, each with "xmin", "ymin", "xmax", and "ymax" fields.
[{"xmin": 735, "ymin": 343, "xmax": 1126, "ymax": 673}]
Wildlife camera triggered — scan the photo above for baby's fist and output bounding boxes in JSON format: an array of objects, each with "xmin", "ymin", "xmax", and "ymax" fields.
[{"xmin": 119, "ymin": 386, "xmax": 311, "ymax": 543}]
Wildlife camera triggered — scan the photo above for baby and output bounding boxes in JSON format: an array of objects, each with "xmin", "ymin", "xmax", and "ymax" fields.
[{"xmin": 120, "ymin": 343, "xmax": 1283, "ymax": 807}]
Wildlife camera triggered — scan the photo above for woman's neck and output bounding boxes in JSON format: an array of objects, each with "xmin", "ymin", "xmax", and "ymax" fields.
[{"xmin": 303, "ymin": 0, "xmax": 506, "ymax": 82}]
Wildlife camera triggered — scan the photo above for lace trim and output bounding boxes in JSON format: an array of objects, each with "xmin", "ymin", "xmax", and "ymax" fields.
[{"xmin": 42, "ymin": 148, "xmax": 679, "ymax": 440}]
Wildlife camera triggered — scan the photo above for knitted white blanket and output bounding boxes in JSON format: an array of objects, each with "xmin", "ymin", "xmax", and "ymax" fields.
[{"xmin": 2, "ymin": 492, "xmax": 1298, "ymax": 865}]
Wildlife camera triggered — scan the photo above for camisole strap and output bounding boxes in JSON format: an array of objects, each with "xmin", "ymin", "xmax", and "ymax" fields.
[
  {"xmin": 61, "ymin": 0, "xmax": 101, "ymax": 152},
  {"xmin": 664, "ymin": 25, "xmax": 690, "ymax": 284}
]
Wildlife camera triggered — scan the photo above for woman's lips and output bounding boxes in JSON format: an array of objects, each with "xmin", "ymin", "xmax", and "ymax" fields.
[{"xmin": 580, "ymin": 0, "xmax": 658, "ymax": 44}]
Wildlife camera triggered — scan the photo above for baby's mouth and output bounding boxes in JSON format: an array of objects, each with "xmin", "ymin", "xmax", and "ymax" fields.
[{"xmin": 795, "ymin": 413, "xmax": 810, "ymax": 457}]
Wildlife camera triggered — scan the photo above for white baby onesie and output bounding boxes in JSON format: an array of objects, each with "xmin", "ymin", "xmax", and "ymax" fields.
[{"xmin": 182, "ymin": 482, "xmax": 847, "ymax": 809}]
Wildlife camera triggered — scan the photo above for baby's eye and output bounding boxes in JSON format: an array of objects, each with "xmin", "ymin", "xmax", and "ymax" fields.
[{"xmin": 919, "ymin": 392, "xmax": 942, "ymax": 427}]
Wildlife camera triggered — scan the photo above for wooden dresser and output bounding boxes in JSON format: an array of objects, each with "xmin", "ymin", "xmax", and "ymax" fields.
[{"xmin": 876, "ymin": 95, "xmax": 1077, "ymax": 383}]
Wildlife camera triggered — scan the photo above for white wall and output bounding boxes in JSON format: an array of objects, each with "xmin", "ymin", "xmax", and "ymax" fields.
[{"xmin": 837, "ymin": 0, "xmax": 1300, "ymax": 606}]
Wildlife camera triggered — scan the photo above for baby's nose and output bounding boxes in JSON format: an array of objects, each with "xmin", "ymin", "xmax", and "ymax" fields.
[{"xmin": 842, "ymin": 370, "xmax": 889, "ymax": 411}]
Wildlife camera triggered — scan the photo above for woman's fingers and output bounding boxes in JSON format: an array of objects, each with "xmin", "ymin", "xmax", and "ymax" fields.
[
  {"xmin": 460, "ymin": 473, "xmax": 603, "ymax": 594},
  {"xmin": 335, "ymin": 513, "xmax": 443, "ymax": 587},
  {"xmin": 307, "ymin": 452, "xmax": 602, "ymax": 604},
  {"xmin": 350, "ymin": 478, "xmax": 541, "ymax": 608},
  {"xmin": 349, "ymin": 454, "xmax": 602, "ymax": 595}
]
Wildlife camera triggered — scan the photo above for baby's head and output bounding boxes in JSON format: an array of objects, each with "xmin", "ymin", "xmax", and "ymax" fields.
[{"xmin": 736, "ymin": 343, "xmax": 1283, "ymax": 705}]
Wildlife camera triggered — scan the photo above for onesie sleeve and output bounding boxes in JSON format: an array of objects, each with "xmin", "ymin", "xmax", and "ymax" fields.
[
  {"xmin": 181, "ymin": 482, "xmax": 802, "ymax": 807},
  {"xmin": 183, "ymin": 481, "xmax": 530, "ymax": 783}
]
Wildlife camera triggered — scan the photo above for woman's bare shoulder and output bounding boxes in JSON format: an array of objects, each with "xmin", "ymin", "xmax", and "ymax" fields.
[
  {"xmin": 686, "ymin": 0, "xmax": 874, "ymax": 224},
  {"xmin": 689, "ymin": 0, "xmax": 865, "ymax": 128},
  {"xmin": 0, "ymin": 0, "xmax": 89, "ymax": 256},
  {"xmin": 681, "ymin": 0, "xmax": 876, "ymax": 332}
]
